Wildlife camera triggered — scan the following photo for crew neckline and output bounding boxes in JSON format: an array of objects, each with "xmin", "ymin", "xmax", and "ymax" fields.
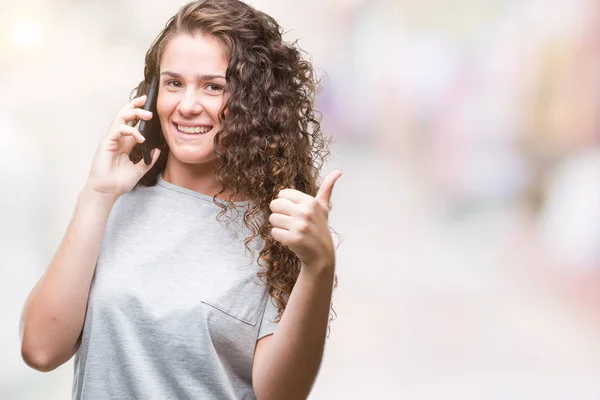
[{"xmin": 156, "ymin": 173, "xmax": 251, "ymax": 207}]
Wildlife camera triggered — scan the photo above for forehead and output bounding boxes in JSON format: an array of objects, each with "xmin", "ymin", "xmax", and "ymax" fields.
[{"xmin": 160, "ymin": 33, "xmax": 229, "ymax": 75}]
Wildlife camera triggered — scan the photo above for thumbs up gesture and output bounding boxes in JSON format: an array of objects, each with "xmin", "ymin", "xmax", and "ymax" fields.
[{"xmin": 269, "ymin": 170, "xmax": 343, "ymax": 273}]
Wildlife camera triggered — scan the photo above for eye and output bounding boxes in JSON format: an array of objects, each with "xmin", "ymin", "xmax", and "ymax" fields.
[
  {"xmin": 206, "ymin": 83, "xmax": 224, "ymax": 93},
  {"xmin": 165, "ymin": 79, "xmax": 182, "ymax": 88}
]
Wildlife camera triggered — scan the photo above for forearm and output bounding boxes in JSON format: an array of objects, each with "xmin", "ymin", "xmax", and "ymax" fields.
[
  {"xmin": 20, "ymin": 188, "xmax": 116, "ymax": 371},
  {"xmin": 254, "ymin": 264, "xmax": 335, "ymax": 400}
]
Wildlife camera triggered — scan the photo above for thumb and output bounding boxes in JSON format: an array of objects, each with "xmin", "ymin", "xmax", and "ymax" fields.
[
  {"xmin": 316, "ymin": 169, "xmax": 343, "ymax": 206},
  {"xmin": 136, "ymin": 148, "xmax": 161, "ymax": 175}
]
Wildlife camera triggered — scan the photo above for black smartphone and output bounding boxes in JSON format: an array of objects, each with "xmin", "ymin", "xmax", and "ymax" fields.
[{"xmin": 139, "ymin": 75, "xmax": 159, "ymax": 165}]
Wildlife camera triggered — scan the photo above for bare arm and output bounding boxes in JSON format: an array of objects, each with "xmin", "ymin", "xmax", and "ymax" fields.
[
  {"xmin": 20, "ymin": 188, "xmax": 116, "ymax": 372},
  {"xmin": 253, "ymin": 264, "xmax": 334, "ymax": 400},
  {"xmin": 253, "ymin": 170, "xmax": 343, "ymax": 399},
  {"xmin": 20, "ymin": 94, "xmax": 160, "ymax": 372}
]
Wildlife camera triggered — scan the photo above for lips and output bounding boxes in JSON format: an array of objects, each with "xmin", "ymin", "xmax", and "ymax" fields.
[{"xmin": 175, "ymin": 123, "xmax": 213, "ymax": 134}]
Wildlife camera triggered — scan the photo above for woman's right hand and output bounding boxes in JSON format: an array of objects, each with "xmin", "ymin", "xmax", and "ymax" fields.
[{"xmin": 85, "ymin": 95, "xmax": 161, "ymax": 199}]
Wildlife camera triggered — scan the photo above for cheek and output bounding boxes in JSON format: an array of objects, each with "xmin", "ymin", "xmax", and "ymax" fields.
[
  {"xmin": 209, "ymin": 96, "xmax": 227, "ymax": 121},
  {"xmin": 156, "ymin": 92, "xmax": 177, "ymax": 119}
]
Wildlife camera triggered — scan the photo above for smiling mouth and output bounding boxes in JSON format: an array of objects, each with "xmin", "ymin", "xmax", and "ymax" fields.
[{"xmin": 175, "ymin": 123, "xmax": 213, "ymax": 134}]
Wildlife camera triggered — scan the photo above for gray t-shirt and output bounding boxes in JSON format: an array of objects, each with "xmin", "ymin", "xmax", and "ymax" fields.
[{"xmin": 72, "ymin": 173, "xmax": 279, "ymax": 399}]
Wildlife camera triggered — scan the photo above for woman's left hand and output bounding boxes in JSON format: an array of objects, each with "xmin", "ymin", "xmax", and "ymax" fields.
[{"xmin": 269, "ymin": 170, "xmax": 343, "ymax": 274}]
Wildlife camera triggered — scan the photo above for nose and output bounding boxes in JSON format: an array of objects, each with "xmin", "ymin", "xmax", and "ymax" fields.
[{"xmin": 177, "ymin": 88, "xmax": 204, "ymax": 117}]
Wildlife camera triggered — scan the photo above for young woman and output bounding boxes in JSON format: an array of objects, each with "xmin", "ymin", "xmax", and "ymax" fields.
[{"xmin": 19, "ymin": 1, "xmax": 341, "ymax": 399}]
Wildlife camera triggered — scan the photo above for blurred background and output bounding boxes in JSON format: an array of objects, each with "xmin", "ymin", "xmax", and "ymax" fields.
[{"xmin": 2, "ymin": 0, "xmax": 600, "ymax": 398}]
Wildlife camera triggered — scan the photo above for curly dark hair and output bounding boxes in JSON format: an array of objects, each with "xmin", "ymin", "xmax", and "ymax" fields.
[{"xmin": 128, "ymin": 0, "xmax": 336, "ymax": 324}]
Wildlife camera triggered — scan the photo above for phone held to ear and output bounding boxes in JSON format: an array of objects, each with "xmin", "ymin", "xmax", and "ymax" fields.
[{"xmin": 139, "ymin": 75, "xmax": 159, "ymax": 165}]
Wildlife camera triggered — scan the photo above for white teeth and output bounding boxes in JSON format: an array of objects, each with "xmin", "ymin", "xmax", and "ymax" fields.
[{"xmin": 176, "ymin": 124, "xmax": 212, "ymax": 134}]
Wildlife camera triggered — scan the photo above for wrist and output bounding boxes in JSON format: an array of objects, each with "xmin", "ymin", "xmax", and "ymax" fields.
[
  {"xmin": 78, "ymin": 186, "xmax": 118, "ymax": 214},
  {"xmin": 300, "ymin": 260, "xmax": 335, "ymax": 281}
]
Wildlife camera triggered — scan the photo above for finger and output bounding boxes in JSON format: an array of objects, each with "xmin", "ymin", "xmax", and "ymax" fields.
[
  {"xmin": 135, "ymin": 148, "xmax": 161, "ymax": 175},
  {"xmin": 119, "ymin": 108, "xmax": 153, "ymax": 124},
  {"xmin": 269, "ymin": 213, "xmax": 293, "ymax": 230},
  {"xmin": 269, "ymin": 197, "xmax": 297, "ymax": 216},
  {"xmin": 271, "ymin": 227, "xmax": 293, "ymax": 245},
  {"xmin": 316, "ymin": 169, "xmax": 343, "ymax": 205},
  {"xmin": 277, "ymin": 188, "xmax": 313, "ymax": 204},
  {"xmin": 108, "ymin": 124, "xmax": 146, "ymax": 144},
  {"xmin": 123, "ymin": 95, "xmax": 148, "ymax": 112}
]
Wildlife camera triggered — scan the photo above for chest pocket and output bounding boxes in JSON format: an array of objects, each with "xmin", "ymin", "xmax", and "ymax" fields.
[
  {"xmin": 201, "ymin": 266, "xmax": 269, "ymax": 376},
  {"xmin": 201, "ymin": 267, "xmax": 268, "ymax": 326}
]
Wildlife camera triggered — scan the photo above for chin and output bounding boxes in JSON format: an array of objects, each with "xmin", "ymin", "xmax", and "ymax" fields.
[{"xmin": 169, "ymin": 148, "xmax": 218, "ymax": 166}]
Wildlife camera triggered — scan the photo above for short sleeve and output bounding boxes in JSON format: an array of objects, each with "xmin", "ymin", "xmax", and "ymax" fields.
[{"xmin": 257, "ymin": 295, "xmax": 279, "ymax": 339}]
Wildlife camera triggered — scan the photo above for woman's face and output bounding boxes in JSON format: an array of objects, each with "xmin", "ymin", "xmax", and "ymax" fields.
[{"xmin": 157, "ymin": 32, "xmax": 229, "ymax": 166}]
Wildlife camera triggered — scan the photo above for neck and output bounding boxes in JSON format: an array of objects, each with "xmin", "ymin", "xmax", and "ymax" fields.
[
  {"xmin": 162, "ymin": 157, "xmax": 223, "ymax": 198},
  {"xmin": 161, "ymin": 156, "xmax": 247, "ymax": 202}
]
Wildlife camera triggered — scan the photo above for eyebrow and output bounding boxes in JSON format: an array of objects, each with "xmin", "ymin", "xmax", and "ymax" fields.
[{"xmin": 160, "ymin": 71, "xmax": 226, "ymax": 81}]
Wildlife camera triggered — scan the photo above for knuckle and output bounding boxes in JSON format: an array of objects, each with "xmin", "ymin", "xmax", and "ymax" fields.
[
  {"xmin": 297, "ymin": 221, "xmax": 309, "ymax": 233},
  {"xmin": 300, "ymin": 207, "xmax": 311, "ymax": 219}
]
